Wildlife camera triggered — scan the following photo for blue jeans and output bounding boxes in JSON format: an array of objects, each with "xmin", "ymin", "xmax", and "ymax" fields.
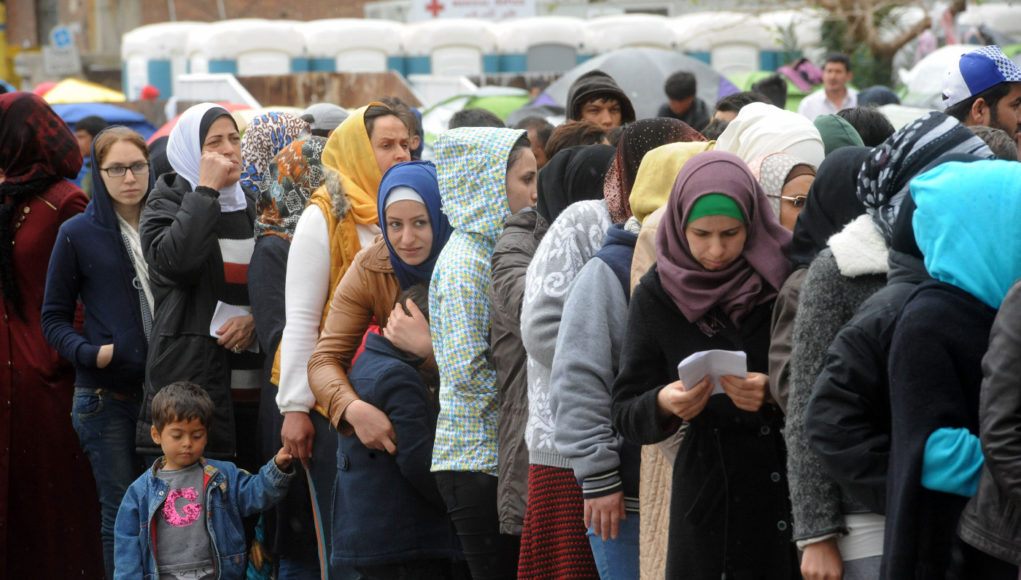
[
  {"xmin": 71, "ymin": 387, "xmax": 141, "ymax": 579},
  {"xmin": 587, "ymin": 512, "xmax": 640, "ymax": 580}
]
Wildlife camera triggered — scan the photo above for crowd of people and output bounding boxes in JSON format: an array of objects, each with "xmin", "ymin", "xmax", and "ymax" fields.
[{"xmin": 1, "ymin": 42, "xmax": 1020, "ymax": 580}]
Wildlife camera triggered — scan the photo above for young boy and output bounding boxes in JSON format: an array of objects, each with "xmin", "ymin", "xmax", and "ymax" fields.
[
  {"xmin": 565, "ymin": 70, "xmax": 636, "ymax": 131},
  {"xmin": 114, "ymin": 382, "xmax": 294, "ymax": 579}
]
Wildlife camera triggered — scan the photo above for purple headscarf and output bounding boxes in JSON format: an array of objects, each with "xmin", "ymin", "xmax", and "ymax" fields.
[{"xmin": 656, "ymin": 150, "xmax": 792, "ymax": 329}]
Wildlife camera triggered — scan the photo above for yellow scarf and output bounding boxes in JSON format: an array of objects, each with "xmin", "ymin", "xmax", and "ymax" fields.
[
  {"xmin": 628, "ymin": 141, "xmax": 714, "ymax": 223},
  {"xmin": 270, "ymin": 104, "xmax": 387, "ymax": 399}
]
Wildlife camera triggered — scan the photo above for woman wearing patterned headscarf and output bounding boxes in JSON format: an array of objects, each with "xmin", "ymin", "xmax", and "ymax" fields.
[
  {"xmin": 246, "ymin": 136, "xmax": 327, "ymax": 574},
  {"xmin": 238, "ymin": 111, "xmax": 309, "ymax": 196},
  {"xmin": 612, "ymin": 151, "xmax": 798, "ymax": 579},
  {"xmin": 0, "ymin": 91, "xmax": 102, "ymax": 579},
  {"xmin": 749, "ymin": 152, "xmax": 817, "ymax": 230}
]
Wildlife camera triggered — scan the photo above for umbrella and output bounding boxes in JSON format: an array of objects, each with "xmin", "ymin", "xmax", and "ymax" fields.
[
  {"xmin": 51, "ymin": 102, "xmax": 158, "ymax": 140},
  {"xmin": 543, "ymin": 47, "xmax": 740, "ymax": 120},
  {"xmin": 43, "ymin": 78, "xmax": 126, "ymax": 104},
  {"xmin": 897, "ymin": 44, "xmax": 982, "ymax": 109},
  {"xmin": 147, "ymin": 102, "xmax": 253, "ymax": 144}
]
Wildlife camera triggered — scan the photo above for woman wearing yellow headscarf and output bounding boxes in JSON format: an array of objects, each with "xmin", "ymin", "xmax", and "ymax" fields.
[{"xmin": 275, "ymin": 102, "xmax": 411, "ymax": 575}]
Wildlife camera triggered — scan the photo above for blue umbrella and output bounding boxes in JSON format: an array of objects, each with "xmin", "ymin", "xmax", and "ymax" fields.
[{"xmin": 51, "ymin": 102, "xmax": 158, "ymax": 139}]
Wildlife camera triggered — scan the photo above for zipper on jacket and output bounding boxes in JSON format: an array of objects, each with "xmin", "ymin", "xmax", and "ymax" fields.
[{"xmin": 203, "ymin": 468, "xmax": 219, "ymax": 578}]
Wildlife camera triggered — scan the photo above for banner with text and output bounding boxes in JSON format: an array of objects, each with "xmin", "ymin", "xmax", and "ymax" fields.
[{"xmin": 410, "ymin": 0, "xmax": 536, "ymax": 21}]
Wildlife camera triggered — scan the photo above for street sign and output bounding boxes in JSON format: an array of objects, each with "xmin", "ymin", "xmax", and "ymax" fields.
[
  {"xmin": 44, "ymin": 26, "xmax": 81, "ymax": 76},
  {"xmin": 50, "ymin": 26, "xmax": 73, "ymax": 49},
  {"xmin": 409, "ymin": 0, "xmax": 536, "ymax": 21}
]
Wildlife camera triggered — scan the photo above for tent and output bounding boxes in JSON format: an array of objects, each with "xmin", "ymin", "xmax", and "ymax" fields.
[
  {"xmin": 51, "ymin": 103, "xmax": 157, "ymax": 140},
  {"xmin": 420, "ymin": 87, "xmax": 531, "ymax": 146},
  {"xmin": 543, "ymin": 48, "xmax": 739, "ymax": 120},
  {"xmin": 727, "ymin": 70, "xmax": 812, "ymax": 113},
  {"xmin": 43, "ymin": 78, "xmax": 126, "ymax": 104},
  {"xmin": 897, "ymin": 44, "xmax": 982, "ymax": 109}
]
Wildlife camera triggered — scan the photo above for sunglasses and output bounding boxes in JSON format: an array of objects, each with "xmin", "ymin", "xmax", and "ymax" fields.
[{"xmin": 767, "ymin": 194, "xmax": 807, "ymax": 208}]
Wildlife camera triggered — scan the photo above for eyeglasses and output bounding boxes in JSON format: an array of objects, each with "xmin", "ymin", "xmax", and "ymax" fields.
[
  {"xmin": 100, "ymin": 163, "xmax": 150, "ymax": 178},
  {"xmin": 766, "ymin": 194, "xmax": 807, "ymax": 208}
]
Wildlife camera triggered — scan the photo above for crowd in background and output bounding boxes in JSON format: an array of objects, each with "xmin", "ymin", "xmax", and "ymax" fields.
[{"xmin": 1, "ymin": 42, "xmax": 1021, "ymax": 580}]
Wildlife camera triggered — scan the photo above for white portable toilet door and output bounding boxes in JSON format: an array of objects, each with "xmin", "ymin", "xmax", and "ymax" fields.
[
  {"xmin": 336, "ymin": 49, "xmax": 387, "ymax": 73},
  {"xmin": 238, "ymin": 52, "xmax": 291, "ymax": 76},
  {"xmin": 431, "ymin": 46, "xmax": 483, "ymax": 76},
  {"xmin": 712, "ymin": 44, "xmax": 759, "ymax": 76}
]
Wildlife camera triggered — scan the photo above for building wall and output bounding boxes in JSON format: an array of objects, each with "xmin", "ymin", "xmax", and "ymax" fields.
[{"xmin": 141, "ymin": 0, "xmax": 371, "ymax": 23}]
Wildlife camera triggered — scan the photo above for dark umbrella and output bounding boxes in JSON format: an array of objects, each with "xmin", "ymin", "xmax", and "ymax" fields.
[{"xmin": 543, "ymin": 47, "xmax": 739, "ymax": 120}]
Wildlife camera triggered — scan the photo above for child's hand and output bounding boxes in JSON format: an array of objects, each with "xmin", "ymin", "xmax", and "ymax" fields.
[{"xmin": 274, "ymin": 448, "xmax": 293, "ymax": 471}]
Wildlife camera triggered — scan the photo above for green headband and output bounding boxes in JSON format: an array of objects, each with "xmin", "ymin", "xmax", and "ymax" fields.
[{"xmin": 687, "ymin": 193, "xmax": 745, "ymax": 224}]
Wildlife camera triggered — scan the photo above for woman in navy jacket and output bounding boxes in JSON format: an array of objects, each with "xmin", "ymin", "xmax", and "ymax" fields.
[{"xmin": 42, "ymin": 126, "xmax": 153, "ymax": 578}]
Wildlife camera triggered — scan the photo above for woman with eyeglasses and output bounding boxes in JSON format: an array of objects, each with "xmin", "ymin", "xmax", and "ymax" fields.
[
  {"xmin": 751, "ymin": 152, "xmax": 816, "ymax": 231},
  {"xmin": 42, "ymin": 125, "xmax": 154, "ymax": 578}
]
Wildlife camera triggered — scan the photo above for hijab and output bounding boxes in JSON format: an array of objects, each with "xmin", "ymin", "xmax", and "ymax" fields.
[
  {"xmin": 0, "ymin": 92, "xmax": 82, "ymax": 316},
  {"xmin": 166, "ymin": 102, "xmax": 247, "ymax": 212},
  {"xmin": 813, "ymin": 114, "xmax": 865, "ymax": 157},
  {"xmin": 656, "ymin": 150, "xmax": 792, "ymax": 329},
  {"xmin": 628, "ymin": 141, "xmax": 714, "ymax": 224},
  {"xmin": 788, "ymin": 146, "xmax": 870, "ymax": 269},
  {"xmin": 750, "ymin": 153, "xmax": 817, "ymax": 219},
  {"xmin": 239, "ymin": 112, "xmax": 309, "ymax": 195},
  {"xmin": 856, "ymin": 111, "xmax": 995, "ymax": 244},
  {"xmin": 254, "ymin": 136, "xmax": 327, "ymax": 241},
  {"xmin": 147, "ymin": 136, "xmax": 173, "ymax": 181},
  {"xmin": 378, "ymin": 161, "xmax": 452, "ymax": 289},
  {"xmin": 911, "ymin": 159, "xmax": 1021, "ymax": 309},
  {"xmin": 536, "ymin": 144, "xmax": 615, "ymax": 224},
  {"xmin": 319, "ymin": 103, "xmax": 387, "ymax": 227},
  {"xmin": 716, "ymin": 102, "xmax": 825, "ymax": 169},
  {"xmin": 603, "ymin": 118, "xmax": 706, "ymax": 223}
]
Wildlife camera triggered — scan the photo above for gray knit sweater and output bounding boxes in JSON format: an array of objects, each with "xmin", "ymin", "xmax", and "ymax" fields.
[
  {"xmin": 786, "ymin": 215, "xmax": 889, "ymax": 543},
  {"xmin": 520, "ymin": 199, "xmax": 611, "ymax": 467}
]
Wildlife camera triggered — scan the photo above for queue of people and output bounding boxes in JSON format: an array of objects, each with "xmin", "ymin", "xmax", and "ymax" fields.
[{"xmin": 0, "ymin": 42, "xmax": 1020, "ymax": 580}]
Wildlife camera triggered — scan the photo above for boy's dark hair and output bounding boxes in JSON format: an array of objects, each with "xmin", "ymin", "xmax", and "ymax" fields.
[
  {"xmin": 664, "ymin": 71, "xmax": 697, "ymax": 101},
  {"xmin": 397, "ymin": 282, "xmax": 430, "ymax": 323},
  {"xmin": 449, "ymin": 108, "xmax": 505, "ymax": 130},
  {"xmin": 700, "ymin": 118, "xmax": 730, "ymax": 141},
  {"xmin": 714, "ymin": 91, "xmax": 771, "ymax": 115},
  {"xmin": 515, "ymin": 116, "xmax": 554, "ymax": 147},
  {"xmin": 75, "ymin": 115, "xmax": 109, "ymax": 138},
  {"xmin": 543, "ymin": 119, "xmax": 607, "ymax": 160},
  {"xmin": 944, "ymin": 82, "xmax": 1012, "ymax": 124},
  {"xmin": 824, "ymin": 52, "xmax": 852, "ymax": 72},
  {"xmin": 751, "ymin": 73, "xmax": 788, "ymax": 109},
  {"xmin": 152, "ymin": 382, "xmax": 215, "ymax": 432},
  {"xmin": 970, "ymin": 125, "xmax": 1019, "ymax": 160},
  {"xmin": 377, "ymin": 96, "xmax": 420, "ymax": 139},
  {"xmin": 835, "ymin": 107, "xmax": 895, "ymax": 147},
  {"xmin": 506, "ymin": 134, "xmax": 532, "ymax": 174}
]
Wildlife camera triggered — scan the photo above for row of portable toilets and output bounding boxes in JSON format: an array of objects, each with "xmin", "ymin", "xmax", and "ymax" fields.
[{"xmin": 121, "ymin": 12, "xmax": 824, "ymax": 100}]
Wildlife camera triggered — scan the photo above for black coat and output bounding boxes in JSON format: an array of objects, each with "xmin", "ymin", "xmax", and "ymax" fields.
[
  {"xmin": 804, "ymin": 250, "xmax": 927, "ymax": 514},
  {"xmin": 137, "ymin": 173, "xmax": 257, "ymax": 458},
  {"xmin": 612, "ymin": 266, "xmax": 798, "ymax": 580},
  {"xmin": 958, "ymin": 279, "xmax": 1021, "ymax": 566},
  {"xmin": 883, "ymin": 280, "xmax": 996, "ymax": 580}
]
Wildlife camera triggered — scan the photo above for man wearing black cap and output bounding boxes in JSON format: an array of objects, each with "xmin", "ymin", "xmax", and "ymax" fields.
[{"xmin": 566, "ymin": 70, "xmax": 636, "ymax": 131}]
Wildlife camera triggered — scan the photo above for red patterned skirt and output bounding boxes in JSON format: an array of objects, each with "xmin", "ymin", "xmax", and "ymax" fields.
[{"xmin": 517, "ymin": 464, "xmax": 599, "ymax": 579}]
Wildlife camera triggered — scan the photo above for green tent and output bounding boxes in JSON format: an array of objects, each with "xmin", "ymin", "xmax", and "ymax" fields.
[{"xmin": 727, "ymin": 70, "xmax": 813, "ymax": 112}]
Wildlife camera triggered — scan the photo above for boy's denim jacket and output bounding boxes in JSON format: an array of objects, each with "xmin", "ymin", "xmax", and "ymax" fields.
[{"xmin": 114, "ymin": 456, "xmax": 293, "ymax": 579}]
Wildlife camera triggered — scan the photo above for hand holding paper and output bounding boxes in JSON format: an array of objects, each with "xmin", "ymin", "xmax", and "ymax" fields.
[{"xmin": 676, "ymin": 350, "xmax": 747, "ymax": 396}]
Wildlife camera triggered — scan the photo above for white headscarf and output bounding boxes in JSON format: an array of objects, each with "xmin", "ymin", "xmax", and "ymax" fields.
[
  {"xmin": 167, "ymin": 102, "xmax": 248, "ymax": 212},
  {"xmin": 716, "ymin": 102, "xmax": 825, "ymax": 170}
]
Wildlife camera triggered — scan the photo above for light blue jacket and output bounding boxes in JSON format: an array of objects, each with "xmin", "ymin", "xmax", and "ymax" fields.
[{"xmin": 113, "ymin": 457, "xmax": 293, "ymax": 579}]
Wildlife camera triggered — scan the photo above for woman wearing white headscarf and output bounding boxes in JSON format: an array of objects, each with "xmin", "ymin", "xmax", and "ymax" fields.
[
  {"xmin": 138, "ymin": 102, "xmax": 260, "ymax": 460},
  {"xmin": 716, "ymin": 102, "xmax": 826, "ymax": 170}
]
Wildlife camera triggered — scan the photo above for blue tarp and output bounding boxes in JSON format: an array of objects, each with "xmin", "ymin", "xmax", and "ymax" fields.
[{"xmin": 51, "ymin": 102, "xmax": 157, "ymax": 139}]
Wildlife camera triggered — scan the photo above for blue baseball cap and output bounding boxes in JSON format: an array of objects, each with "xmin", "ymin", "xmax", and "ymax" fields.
[{"xmin": 942, "ymin": 45, "xmax": 1021, "ymax": 109}]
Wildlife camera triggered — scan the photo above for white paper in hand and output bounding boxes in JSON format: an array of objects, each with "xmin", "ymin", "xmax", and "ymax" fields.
[
  {"xmin": 209, "ymin": 301, "xmax": 259, "ymax": 353},
  {"xmin": 676, "ymin": 350, "xmax": 747, "ymax": 395}
]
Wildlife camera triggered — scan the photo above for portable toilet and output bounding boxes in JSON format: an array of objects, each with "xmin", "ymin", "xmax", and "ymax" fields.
[
  {"xmin": 186, "ymin": 19, "xmax": 307, "ymax": 77},
  {"xmin": 673, "ymin": 12, "xmax": 771, "ymax": 76},
  {"xmin": 403, "ymin": 19, "xmax": 499, "ymax": 76},
  {"xmin": 585, "ymin": 14, "xmax": 677, "ymax": 52},
  {"xmin": 303, "ymin": 19, "xmax": 406, "ymax": 75},
  {"xmin": 496, "ymin": 16, "xmax": 589, "ymax": 73},
  {"xmin": 958, "ymin": 2, "xmax": 1021, "ymax": 39},
  {"xmin": 122, "ymin": 22, "xmax": 206, "ymax": 99}
]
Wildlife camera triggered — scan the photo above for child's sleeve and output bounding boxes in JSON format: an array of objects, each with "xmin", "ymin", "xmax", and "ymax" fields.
[
  {"xmin": 235, "ymin": 459, "xmax": 296, "ymax": 517},
  {"xmin": 113, "ymin": 484, "xmax": 146, "ymax": 580}
]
